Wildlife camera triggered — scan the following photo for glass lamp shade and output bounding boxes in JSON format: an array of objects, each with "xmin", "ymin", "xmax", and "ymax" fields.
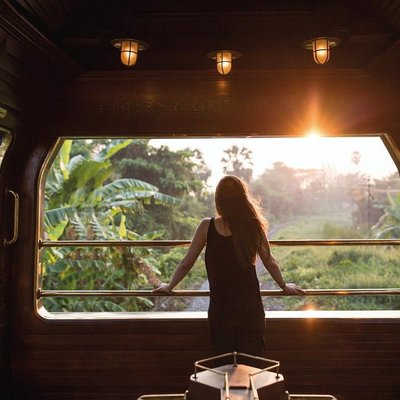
[
  {"xmin": 120, "ymin": 40, "xmax": 139, "ymax": 66},
  {"xmin": 302, "ymin": 37, "xmax": 340, "ymax": 65},
  {"xmin": 216, "ymin": 51, "xmax": 232, "ymax": 75},
  {"xmin": 312, "ymin": 38, "xmax": 330, "ymax": 65}
]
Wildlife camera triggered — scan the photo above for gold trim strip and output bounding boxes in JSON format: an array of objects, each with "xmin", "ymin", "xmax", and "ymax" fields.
[
  {"xmin": 38, "ymin": 239, "xmax": 400, "ymax": 248},
  {"xmin": 37, "ymin": 288, "xmax": 400, "ymax": 298}
]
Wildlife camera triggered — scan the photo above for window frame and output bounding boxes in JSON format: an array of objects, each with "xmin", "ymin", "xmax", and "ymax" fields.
[{"xmin": 35, "ymin": 133, "xmax": 400, "ymax": 320}]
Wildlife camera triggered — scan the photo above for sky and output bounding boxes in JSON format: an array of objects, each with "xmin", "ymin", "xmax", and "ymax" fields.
[{"xmin": 150, "ymin": 136, "xmax": 399, "ymax": 189}]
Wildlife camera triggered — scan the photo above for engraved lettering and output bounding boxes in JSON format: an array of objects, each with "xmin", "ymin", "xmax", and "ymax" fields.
[
  {"xmin": 174, "ymin": 102, "xmax": 183, "ymax": 112},
  {"xmin": 98, "ymin": 98, "xmax": 234, "ymax": 114},
  {"xmin": 156, "ymin": 102, "xmax": 166, "ymax": 112},
  {"xmin": 220, "ymin": 99, "xmax": 230, "ymax": 112},
  {"xmin": 192, "ymin": 101, "xmax": 204, "ymax": 112},
  {"xmin": 146, "ymin": 101, "xmax": 155, "ymax": 113}
]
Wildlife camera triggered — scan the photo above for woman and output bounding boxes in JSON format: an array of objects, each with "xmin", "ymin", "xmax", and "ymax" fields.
[{"xmin": 154, "ymin": 175, "xmax": 305, "ymax": 356}]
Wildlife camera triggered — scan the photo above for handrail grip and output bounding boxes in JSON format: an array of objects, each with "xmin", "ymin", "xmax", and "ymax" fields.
[
  {"xmin": 39, "ymin": 238, "xmax": 400, "ymax": 248},
  {"xmin": 37, "ymin": 288, "xmax": 400, "ymax": 299},
  {"xmin": 3, "ymin": 189, "xmax": 19, "ymax": 245}
]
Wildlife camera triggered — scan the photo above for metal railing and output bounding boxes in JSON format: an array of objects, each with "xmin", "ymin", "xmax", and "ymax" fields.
[
  {"xmin": 39, "ymin": 238, "xmax": 400, "ymax": 248},
  {"xmin": 37, "ymin": 288, "xmax": 400, "ymax": 299},
  {"xmin": 37, "ymin": 238, "xmax": 400, "ymax": 299}
]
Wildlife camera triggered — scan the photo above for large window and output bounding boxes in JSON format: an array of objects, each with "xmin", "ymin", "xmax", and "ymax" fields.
[{"xmin": 37, "ymin": 135, "xmax": 400, "ymax": 315}]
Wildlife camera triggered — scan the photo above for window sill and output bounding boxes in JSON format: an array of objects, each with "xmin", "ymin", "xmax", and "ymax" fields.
[{"xmin": 37, "ymin": 308, "xmax": 400, "ymax": 321}]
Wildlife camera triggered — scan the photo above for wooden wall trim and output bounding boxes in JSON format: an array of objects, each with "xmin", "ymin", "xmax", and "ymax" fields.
[
  {"xmin": 55, "ymin": 69, "xmax": 400, "ymax": 137},
  {"xmin": 0, "ymin": 1, "xmax": 80, "ymax": 78}
]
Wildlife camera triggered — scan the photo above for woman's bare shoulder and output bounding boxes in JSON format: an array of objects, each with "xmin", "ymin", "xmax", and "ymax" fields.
[
  {"xmin": 192, "ymin": 218, "xmax": 211, "ymax": 241},
  {"xmin": 199, "ymin": 218, "xmax": 212, "ymax": 229}
]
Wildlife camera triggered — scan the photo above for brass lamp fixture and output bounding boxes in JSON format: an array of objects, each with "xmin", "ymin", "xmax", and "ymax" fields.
[
  {"xmin": 302, "ymin": 36, "xmax": 341, "ymax": 65},
  {"xmin": 207, "ymin": 50, "xmax": 241, "ymax": 75},
  {"xmin": 111, "ymin": 38, "xmax": 149, "ymax": 66}
]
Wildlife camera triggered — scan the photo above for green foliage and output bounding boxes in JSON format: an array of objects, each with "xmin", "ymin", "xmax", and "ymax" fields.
[
  {"xmin": 114, "ymin": 140, "xmax": 212, "ymax": 239},
  {"xmin": 43, "ymin": 138, "xmax": 211, "ymax": 312},
  {"xmin": 322, "ymin": 222, "xmax": 363, "ymax": 239},
  {"xmin": 259, "ymin": 211, "xmax": 400, "ymax": 311},
  {"xmin": 116, "ymin": 140, "xmax": 210, "ymax": 197},
  {"xmin": 327, "ymin": 249, "xmax": 377, "ymax": 266},
  {"xmin": 42, "ymin": 139, "xmax": 183, "ymax": 312},
  {"xmin": 157, "ymin": 247, "xmax": 207, "ymax": 289},
  {"xmin": 267, "ymin": 244, "xmax": 400, "ymax": 311},
  {"xmin": 373, "ymin": 193, "xmax": 400, "ymax": 238}
]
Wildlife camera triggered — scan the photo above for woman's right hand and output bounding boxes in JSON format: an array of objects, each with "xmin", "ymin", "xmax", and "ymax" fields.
[{"xmin": 152, "ymin": 282, "xmax": 172, "ymax": 293}]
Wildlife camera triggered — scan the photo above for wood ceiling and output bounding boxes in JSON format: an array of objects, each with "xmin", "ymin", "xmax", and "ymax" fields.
[{"xmin": 6, "ymin": 0, "xmax": 400, "ymax": 80}]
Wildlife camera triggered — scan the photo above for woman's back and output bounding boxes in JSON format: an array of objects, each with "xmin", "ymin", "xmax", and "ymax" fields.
[{"xmin": 205, "ymin": 217, "xmax": 264, "ymax": 314}]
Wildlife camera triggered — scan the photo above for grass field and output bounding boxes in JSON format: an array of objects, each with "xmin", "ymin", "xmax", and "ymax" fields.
[{"xmin": 259, "ymin": 212, "xmax": 400, "ymax": 311}]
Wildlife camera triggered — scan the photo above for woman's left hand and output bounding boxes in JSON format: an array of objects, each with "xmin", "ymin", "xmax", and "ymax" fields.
[
  {"xmin": 282, "ymin": 283, "xmax": 306, "ymax": 295},
  {"xmin": 152, "ymin": 282, "xmax": 172, "ymax": 293}
]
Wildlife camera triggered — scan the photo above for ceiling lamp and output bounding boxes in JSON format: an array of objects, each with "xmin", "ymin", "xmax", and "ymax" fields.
[
  {"xmin": 111, "ymin": 38, "xmax": 149, "ymax": 67},
  {"xmin": 207, "ymin": 50, "xmax": 241, "ymax": 75},
  {"xmin": 302, "ymin": 37, "xmax": 340, "ymax": 65}
]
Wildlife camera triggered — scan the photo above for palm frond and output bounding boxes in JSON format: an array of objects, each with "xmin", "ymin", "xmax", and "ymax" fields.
[
  {"xmin": 102, "ymin": 139, "xmax": 132, "ymax": 160},
  {"xmin": 87, "ymin": 209, "xmax": 109, "ymax": 239},
  {"xmin": 69, "ymin": 210, "xmax": 89, "ymax": 239},
  {"xmin": 100, "ymin": 178, "xmax": 159, "ymax": 198},
  {"xmin": 67, "ymin": 154, "xmax": 86, "ymax": 174},
  {"xmin": 59, "ymin": 140, "xmax": 72, "ymax": 179}
]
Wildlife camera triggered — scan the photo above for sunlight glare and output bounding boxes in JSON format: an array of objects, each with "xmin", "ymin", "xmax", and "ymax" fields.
[
  {"xmin": 150, "ymin": 136, "xmax": 397, "ymax": 188},
  {"xmin": 303, "ymin": 303, "xmax": 318, "ymax": 312},
  {"xmin": 306, "ymin": 129, "xmax": 322, "ymax": 138}
]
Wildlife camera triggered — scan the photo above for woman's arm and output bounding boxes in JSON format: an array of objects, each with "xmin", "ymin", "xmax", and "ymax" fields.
[
  {"xmin": 258, "ymin": 244, "xmax": 306, "ymax": 295},
  {"xmin": 153, "ymin": 218, "xmax": 210, "ymax": 293}
]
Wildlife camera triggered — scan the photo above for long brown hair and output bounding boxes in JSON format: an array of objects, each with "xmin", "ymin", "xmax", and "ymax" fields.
[{"xmin": 215, "ymin": 175, "xmax": 269, "ymax": 267}]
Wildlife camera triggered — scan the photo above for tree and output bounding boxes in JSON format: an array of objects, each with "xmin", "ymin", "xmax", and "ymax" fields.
[
  {"xmin": 221, "ymin": 145, "xmax": 253, "ymax": 182},
  {"xmin": 43, "ymin": 139, "xmax": 179, "ymax": 312},
  {"xmin": 115, "ymin": 140, "xmax": 210, "ymax": 196},
  {"xmin": 113, "ymin": 140, "xmax": 212, "ymax": 239},
  {"xmin": 252, "ymin": 162, "xmax": 304, "ymax": 221}
]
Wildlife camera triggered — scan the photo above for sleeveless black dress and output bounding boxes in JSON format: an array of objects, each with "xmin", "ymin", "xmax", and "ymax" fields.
[{"xmin": 205, "ymin": 218, "xmax": 265, "ymax": 356}]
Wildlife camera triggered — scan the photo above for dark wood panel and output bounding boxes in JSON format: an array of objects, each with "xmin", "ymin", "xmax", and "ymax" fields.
[
  {"xmin": 20, "ymin": 331, "xmax": 400, "ymax": 351},
  {"xmin": 9, "ymin": 317, "xmax": 400, "ymax": 400},
  {"xmin": 14, "ymin": 0, "xmax": 84, "ymax": 33},
  {"xmin": 54, "ymin": 70, "xmax": 400, "ymax": 138}
]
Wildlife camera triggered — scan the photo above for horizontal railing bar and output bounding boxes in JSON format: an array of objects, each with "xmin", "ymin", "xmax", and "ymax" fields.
[
  {"xmin": 39, "ymin": 239, "xmax": 400, "ymax": 248},
  {"xmin": 271, "ymin": 239, "xmax": 400, "ymax": 246},
  {"xmin": 37, "ymin": 288, "xmax": 400, "ymax": 298},
  {"xmin": 39, "ymin": 240, "xmax": 191, "ymax": 248}
]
